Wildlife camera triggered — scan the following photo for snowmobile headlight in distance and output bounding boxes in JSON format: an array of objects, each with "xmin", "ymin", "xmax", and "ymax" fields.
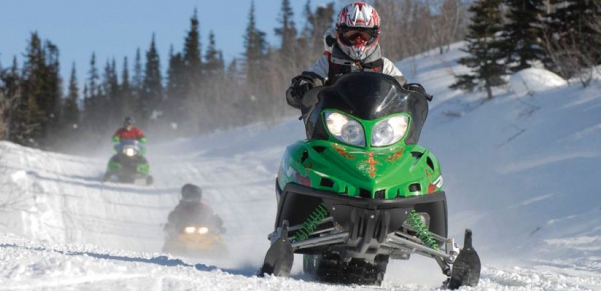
[
  {"xmin": 184, "ymin": 226, "xmax": 196, "ymax": 234},
  {"xmin": 371, "ymin": 115, "xmax": 409, "ymax": 146},
  {"xmin": 123, "ymin": 147, "xmax": 136, "ymax": 157},
  {"xmin": 198, "ymin": 227, "xmax": 209, "ymax": 234},
  {"xmin": 325, "ymin": 111, "xmax": 365, "ymax": 146}
]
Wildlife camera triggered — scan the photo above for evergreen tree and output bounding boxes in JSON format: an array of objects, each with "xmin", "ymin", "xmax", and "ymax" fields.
[
  {"xmin": 39, "ymin": 41, "xmax": 63, "ymax": 148},
  {"xmin": 243, "ymin": 0, "xmax": 268, "ymax": 86},
  {"xmin": 303, "ymin": 1, "xmax": 335, "ymax": 59},
  {"xmin": 544, "ymin": 0, "xmax": 601, "ymax": 78},
  {"xmin": 0, "ymin": 57, "xmax": 21, "ymax": 141},
  {"xmin": 103, "ymin": 59, "xmax": 120, "ymax": 122},
  {"xmin": 140, "ymin": 34, "xmax": 163, "ymax": 124},
  {"xmin": 503, "ymin": 0, "xmax": 547, "ymax": 72},
  {"xmin": 120, "ymin": 57, "xmax": 136, "ymax": 118},
  {"xmin": 63, "ymin": 63, "xmax": 80, "ymax": 129},
  {"xmin": 184, "ymin": 9, "xmax": 202, "ymax": 83},
  {"xmin": 132, "ymin": 48, "xmax": 144, "ymax": 93},
  {"xmin": 83, "ymin": 53, "xmax": 101, "ymax": 134},
  {"xmin": 450, "ymin": 0, "xmax": 507, "ymax": 99},
  {"xmin": 166, "ymin": 46, "xmax": 186, "ymax": 130},
  {"xmin": 204, "ymin": 31, "xmax": 225, "ymax": 78},
  {"xmin": 275, "ymin": 0, "xmax": 297, "ymax": 57}
]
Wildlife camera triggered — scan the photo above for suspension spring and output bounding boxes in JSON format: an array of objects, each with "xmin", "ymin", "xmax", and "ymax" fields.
[
  {"xmin": 293, "ymin": 202, "xmax": 329, "ymax": 242},
  {"xmin": 407, "ymin": 209, "xmax": 439, "ymax": 250}
]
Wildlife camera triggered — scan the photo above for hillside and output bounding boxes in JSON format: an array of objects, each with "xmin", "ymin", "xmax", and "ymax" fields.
[{"xmin": 1, "ymin": 43, "xmax": 600, "ymax": 290}]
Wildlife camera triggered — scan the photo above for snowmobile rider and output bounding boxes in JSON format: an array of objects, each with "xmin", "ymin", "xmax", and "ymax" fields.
[
  {"xmin": 286, "ymin": 2, "xmax": 428, "ymax": 109},
  {"xmin": 164, "ymin": 184, "xmax": 225, "ymax": 236},
  {"xmin": 112, "ymin": 116, "xmax": 146, "ymax": 143}
]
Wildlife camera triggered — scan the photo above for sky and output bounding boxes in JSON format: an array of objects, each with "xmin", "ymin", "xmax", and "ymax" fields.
[
  {"xmin": 1, "ymin": 0, "xmax": 337, "ymax": 86},
  {"xmin": 1, "ymin": 41, "xmax": 601, "ymax": 290}
]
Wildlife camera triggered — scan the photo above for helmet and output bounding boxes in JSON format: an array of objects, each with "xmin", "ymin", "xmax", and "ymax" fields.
[
  {"xmin": 124, "ymin": 116, "xmax": 134, "ymax": 130},
  {"xmin": 181, "ymin": 183, "xmax": 202, "ymax": 202},
  {"xmin": 335, "ymin": 2, "xmax": 381, "ymax": 61}
]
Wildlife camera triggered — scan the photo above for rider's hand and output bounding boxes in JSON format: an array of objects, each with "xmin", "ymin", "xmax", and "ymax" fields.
[
  {"xmin": 139, "ymin": 137, "xmax": 147, "ymax": 143},
  {"xmin": 112, "ymin": 136, "xmax": 120, "ymax": 142},
  {"xmin": 404, "ymin": 83, "xmax": 433, "ymax": 101},
  {"xmin": 286, "ymin": 76, "xmax": 316, "ymax": 109}
]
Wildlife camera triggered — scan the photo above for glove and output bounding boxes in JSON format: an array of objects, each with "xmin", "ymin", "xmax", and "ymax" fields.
[
  {"xmin": 286, "ymin": 76, "xmax": 316, "ymax": 109},
  {"xmin": 404, "ymin": 83, "xmax": 426, "ymax": 95},
  {"xmin": 112, "ymin": 136, "xmax": 120, "ymax": 142},
  {"xmin": 404, "ymin": 83, "xmax": 433, "ymax": 101}
]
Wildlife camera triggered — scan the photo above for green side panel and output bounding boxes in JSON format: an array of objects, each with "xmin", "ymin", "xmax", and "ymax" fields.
[
  {"xmin": 277, "ymin": 140, "xmax": 443, "ymax": 199},
  {"xmin": 137, "ymin": 163, "xmax": 150, "ymax": 174},
  {"xmin": 107, "ymin": 160, "xmax": 121, "ymax": 171}
]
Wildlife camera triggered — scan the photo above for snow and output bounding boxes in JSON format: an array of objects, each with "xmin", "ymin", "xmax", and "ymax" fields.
[
  {"xmin": 2, "ymin": 43, "xmax": 601, "ymax": 290},
  {"xmin": 508, "ymin": 68, "xmax": 567, "ymax": 97}
]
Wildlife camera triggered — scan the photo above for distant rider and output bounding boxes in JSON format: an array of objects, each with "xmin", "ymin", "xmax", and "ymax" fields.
[
  {"xmin": 112, "ymin": 116, "xmax": 146, "ymax": 143},
  {"xmin": 164, "ymin": 184, "xmax": 225, "ymax": 236},
  {"xmin": 286, "ymin": 2, "xmax": 427, "ymax": 109}
]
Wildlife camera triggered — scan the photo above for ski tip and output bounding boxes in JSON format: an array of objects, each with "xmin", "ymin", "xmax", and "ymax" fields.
[{"xmin": 464, "ymin": 229, "xmax": 473, "ymax": 248}]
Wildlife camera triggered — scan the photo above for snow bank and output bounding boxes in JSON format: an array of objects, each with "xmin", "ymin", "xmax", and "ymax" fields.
[{"xmin": 509, "ymin": 68, "xmax": 567, "ymax": 96}]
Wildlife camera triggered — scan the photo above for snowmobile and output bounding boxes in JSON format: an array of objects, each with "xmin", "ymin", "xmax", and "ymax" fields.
[
  {"xmin": 259, "ymin": 72, "xmax": 480, "ymax": 288},
  {"xmin": 162, "ymin": 214, "xmax": 227, "ymax": 258},
  {"xmin": 103, "ymin": 139, "xmax": 153, "ymax": 185}
]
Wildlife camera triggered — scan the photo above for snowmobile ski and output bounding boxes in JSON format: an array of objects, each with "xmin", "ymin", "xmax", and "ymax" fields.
[
  {"xmin": 259, "ymin": 220, "xmax": 293, "ymax": 277},
  {"xmin": 447, "ymin": 229, "xmax": 481, "ymax": 289}
]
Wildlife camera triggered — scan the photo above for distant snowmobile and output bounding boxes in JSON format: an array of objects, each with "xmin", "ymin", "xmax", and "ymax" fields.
[
  {"xmin": 162, "ymin": 184, "xmax": 227, "ymax": 258},
  {"xmin": 259, "ymin": 72, "xmax": 481, "ymax": 288},
  {"xmin": 103, "ymin": 139, "xmax": 153, "ymax": 185}
]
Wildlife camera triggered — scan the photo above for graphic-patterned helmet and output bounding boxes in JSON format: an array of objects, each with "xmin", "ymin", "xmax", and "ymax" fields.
[{"xmin": 335, "ymin": 2, "xmax": 381, "ymax": 61}]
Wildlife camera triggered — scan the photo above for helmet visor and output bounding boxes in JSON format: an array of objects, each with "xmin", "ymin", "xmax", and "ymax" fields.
[{"xmin": 341, "ymin": 27, "xmax": 378, "ymax": 42}]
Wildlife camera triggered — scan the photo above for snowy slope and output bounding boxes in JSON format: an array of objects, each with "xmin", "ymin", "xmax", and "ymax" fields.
[{"xmin": 1, "ymin": 43, "xmax": 601, "ymax": 290}]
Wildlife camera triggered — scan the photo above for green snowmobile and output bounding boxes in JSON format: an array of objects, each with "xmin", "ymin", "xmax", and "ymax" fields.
[
  {"xmin": 103, "ymin": 139, "xmax": 153, "ymax": 185},
  {"xmin": 259, "ymin": 72, "xmax": 480, "ymax": 288}
]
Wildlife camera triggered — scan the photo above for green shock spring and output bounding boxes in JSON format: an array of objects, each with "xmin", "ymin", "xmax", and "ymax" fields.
[
  {"xmin": 407, "ymin": 209, "xmax": 439, "ymax": 250},
  {"xmin": 293, "ymin": 202, "xmax": 329, "ymax": 242}
]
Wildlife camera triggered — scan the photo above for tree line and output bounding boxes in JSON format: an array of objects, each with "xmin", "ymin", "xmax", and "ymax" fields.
[
  {"xmin": 0, "ymin": 0, "xmax": 469, "ymax": 153},
  {"xmin": 452, "ymin": 0, "xmax": 601, "ymax": 99}
]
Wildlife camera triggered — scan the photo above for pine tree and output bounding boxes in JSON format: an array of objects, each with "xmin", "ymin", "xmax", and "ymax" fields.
[
  {"xmin": 450, "ymin": 0, "xmax": 507, "ymax": 99},
  {"xmin": 243, "ymin": 0, "xmax": 268, "ymax": 87},
  {"xmin": 83, "ymin": 53, "xmax": 102, "ymax": 138},
  {"xmin": 120, "ymin": 56, "xmax": 135, "ymax": 117},
  {"xmin": 166, "ymin": 46, "xmax": 186, "ymax": 129},
  {"xmin": 304, "ymin": 1, "xmax": 335, "ymax": 59},
  {"xmin": 275, "ymin": 0, "xmax": 297, "ymax": 57},
  {"xmin": 544, "ymin": 0, "xmax": 601, "ymax": 79},
  {"xmin": 103, "ymin": 59, "xmax": 120, "ymax": 122},
  {"xmin": 204, "ymin": 31, "xmax": 225, "ymax": 78},
  {"xmin": 132, "ymin": 48, "xmax": 144, "ymax": 93},
  {"xmin": 503, "ymin": 0, "xmax": 547, "ymax": 72},
  {"xmin": 140, "ymin": 34, "xmax": 163, "ymax": 125},
  {"xmin": 63, "ymin": 63, "xmax": 80, "ymax": 129},
  {"xmin": 0, "ymin": 57, "xmax": 21, "ymax": 140},
  {"xmin": 184, "ymin": 9, "xmax": 202, "ymax": 83}
]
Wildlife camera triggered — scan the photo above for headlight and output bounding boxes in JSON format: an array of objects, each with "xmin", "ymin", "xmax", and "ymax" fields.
[
  {"xmin": 371, "ymin": 115, "xmax": 409, "ymax": 146},
  {"xmin": 325, "ymin": 112, "xmax": 365, "ymax": 146},
  {"xmin": 184, "ymin": 227, "xmax": 196, "ymax": 234},
  {"xmin": 123, "ymin": 147, "xmax": 136, "ymax": 156},
  {"xmin": 198, "ymin": 227, "xmax": 209, "ymax": 234}
]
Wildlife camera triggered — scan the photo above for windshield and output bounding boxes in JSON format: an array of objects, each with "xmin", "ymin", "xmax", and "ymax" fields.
[
  {"xmin": 117, "ymin": 139, "xmax": 140, "ymax": 151},
  {"xmin": 301, "ymin": 72, "xmax": 429, "ymax": 145}
]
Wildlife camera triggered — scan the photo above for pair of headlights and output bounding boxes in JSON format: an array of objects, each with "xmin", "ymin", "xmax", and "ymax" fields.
[
  {"xmin": 184, "ymin": 226, "xmax": 209, "ymax": 234},
  {"xmin": 325, "ymin": 111, "xmax": 409, "ymax": 147}
]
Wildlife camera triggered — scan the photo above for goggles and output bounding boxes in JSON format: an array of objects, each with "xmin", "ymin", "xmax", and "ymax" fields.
[{"xmin": 340, "ymin": 26, "xmax": 378, "ymax": 42}]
